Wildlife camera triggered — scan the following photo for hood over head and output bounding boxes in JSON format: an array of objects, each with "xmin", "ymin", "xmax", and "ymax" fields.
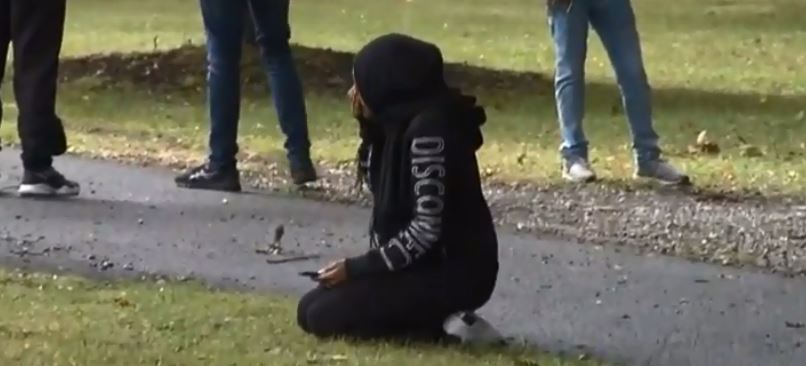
[
  {"xmin": 353, "ymin": 33, "xmax": 447, "ymax": 118},
  {"xmin": 352, "ymin": 33, "xmax": 486, "ymax": 142}
]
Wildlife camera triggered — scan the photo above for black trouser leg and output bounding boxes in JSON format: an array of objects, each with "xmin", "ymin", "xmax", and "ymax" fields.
[
  {"xmin": 10, "ymin": 0, "xmax": 67, "ymax": 171},
  {"xmin": 297, "ymin": 265, "xmax": 496, "ymax": 340},
  {"xmin": 298, "ymin": 276, "xmax": 451, "ymax": 339},
  {"xmin": 0, "ymin": 0, "xmax": 10, "ymax": 128}
]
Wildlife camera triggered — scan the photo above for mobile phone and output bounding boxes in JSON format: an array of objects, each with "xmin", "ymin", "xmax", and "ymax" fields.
[{"xmin": 299, "ymin": 271, "xmax": 320, "ymax": 280}]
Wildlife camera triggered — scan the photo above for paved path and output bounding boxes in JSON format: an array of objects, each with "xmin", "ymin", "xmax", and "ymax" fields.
[{"xmin": 0, "ymin": 151, "xmax": 804, "ymax": 366}]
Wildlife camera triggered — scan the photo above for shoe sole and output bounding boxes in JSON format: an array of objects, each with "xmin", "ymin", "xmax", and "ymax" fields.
[
  {"xmin": 292, "ymin": 175, "xmax": 318, "ymax": 186},
  {"xmin": 634, "ymin": 174, "xmax": 692, "ymax": 187},
  {"xmin": 19, "ymin": 183, "xmax": 80, "ymax": 197},
  {"xmin": 562, "ymin": 172, "xmax": 597, "ymax": 183},
  {"xmin": 175, "ymin": 181, "xmax": 242, "ymax": 193}
]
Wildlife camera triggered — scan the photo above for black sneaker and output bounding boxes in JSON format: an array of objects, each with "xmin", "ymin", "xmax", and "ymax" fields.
[
  {"xmin": 18, "ymin": 167, "xmax": 80, "ymax": 197},
  {"xmin": 291, "ymin": 162, "xmax": 318, "ymax": 186},
  {"xmin": 175, "ymin": 163, "xmax": 242, "ymax": 192}
]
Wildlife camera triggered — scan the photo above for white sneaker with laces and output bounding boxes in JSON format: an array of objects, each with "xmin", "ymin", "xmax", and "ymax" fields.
[{"xmin": 562, "ymin": 159, "xmax": 597, "ymax": 183}]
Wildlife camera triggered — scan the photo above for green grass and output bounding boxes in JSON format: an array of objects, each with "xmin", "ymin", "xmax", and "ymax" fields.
[
  {"xmin": 2, "ymin": 0, "xmax": 805, "ymax": 194},
  {"xmin": 0, "ymin": 270, "xmax": 599, "ymax": 366}
]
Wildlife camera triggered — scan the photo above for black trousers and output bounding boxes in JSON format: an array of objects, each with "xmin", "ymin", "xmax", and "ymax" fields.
[
  {"xmin": 297, "ymin": 262, "xmax": 497, "ymax": 340},
  {"xmin": 0, "ymin": 0, "xmax": 68, "ymax": 171}
]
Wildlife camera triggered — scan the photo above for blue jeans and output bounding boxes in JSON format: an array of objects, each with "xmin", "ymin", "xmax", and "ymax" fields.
[
  {"xmin": 548, "ymin": 0, "xmax": 660, "ymax": 166},
  {"xmin": 200, "ymin": 0, "xmax": 311, "ymax": 170}
]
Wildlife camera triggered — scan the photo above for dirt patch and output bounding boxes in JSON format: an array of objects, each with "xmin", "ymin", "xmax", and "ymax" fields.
[{"xmin": 59, "ymin": 44, "xmax": 553, "ymax": 96}]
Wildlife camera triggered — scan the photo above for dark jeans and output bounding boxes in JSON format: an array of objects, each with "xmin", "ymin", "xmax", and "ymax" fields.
[
  {"xmin": 199, "ymin": 0, "xmax": 311, "ymax": 170},
  {"xmin": 0, "ymin": 0, "xmax": 68, "ymax": 171},
  {"xmin": 297, "ymin": 262, "xmax": 497, "ymax": 339}
]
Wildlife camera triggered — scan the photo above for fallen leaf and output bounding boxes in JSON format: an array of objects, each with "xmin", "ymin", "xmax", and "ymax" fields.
[
  {"xmin": 700, "ymin": 144, "xmax": 721, "ymax": 153},
  {"xmin": 516, "ymin": 152, "xmax": 527, "ymax": 166},
  {"xmin": 692, "ymin": 130, "xmax": 720, "ymax": 155},
  {"xmin": 113, "ymin": 297, "xmax": 133, "ymax": 308},
  {"xmin": 740, "ymin": 144, "xmax": 764, "ymax": 158},
  {"xmin": 482, "ymin": 167, "xmax": 496, "ymax": 178},
  {"xmin": 696, "ymin": 130, "xmax": 709, "ymax": 145}
]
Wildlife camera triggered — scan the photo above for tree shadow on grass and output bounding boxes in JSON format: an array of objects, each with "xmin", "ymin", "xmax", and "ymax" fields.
[{"xmin": 58, "ymin": 44, "xmax": 805, "ymax": 117}]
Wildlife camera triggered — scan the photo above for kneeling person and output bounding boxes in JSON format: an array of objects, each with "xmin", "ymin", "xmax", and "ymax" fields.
[{"xmin": 297, "ymin": 34, "xmax": 499, "ymax": 341}]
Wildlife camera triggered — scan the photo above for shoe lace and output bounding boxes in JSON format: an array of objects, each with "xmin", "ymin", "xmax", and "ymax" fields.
[{"xmin": 188, "ymin": 163, "xmax": 213, "ymax": 180}]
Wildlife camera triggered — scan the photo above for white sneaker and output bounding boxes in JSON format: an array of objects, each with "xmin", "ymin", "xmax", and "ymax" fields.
[
  {"xmin": 635, "ymin": 159, "xmax": 691, "ymax": 186},
  {"xmin": 562, "ymin": 159, "xmax": 597, "ymax": 183},
  {"xmin": 443, "ymin": 312, "xmax": 503, "ymax": 346}
]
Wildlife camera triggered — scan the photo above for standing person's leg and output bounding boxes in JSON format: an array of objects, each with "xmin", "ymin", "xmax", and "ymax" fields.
[
  {"xmin": 547, "ymin": 0, "xmax": 596, "ymax": 183},
  {"xmin": 589, "ymin": 0, "xmax": 689, "ymax": 185},
  {"xmin": 203, "ymin": 0, "xmax": 245, "ymax": 172},
  {"xmin": 0, "ymin": 0, "xmax": 10, "ymax": 129},
  {"xmin": 175, "ymin": 0, "xmax": 245, "ymax": 192},
  {"xmin": 247, "ymin": 0, "xmax": 316, "ymax": 185},
  {"xmin": 11, "ymin": 0, "xmax": 79, "ymax": 196}
]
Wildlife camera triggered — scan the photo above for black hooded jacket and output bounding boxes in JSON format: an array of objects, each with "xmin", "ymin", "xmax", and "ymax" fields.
[{"xmin": 345, "ymin": 34, "xmax": 499, "ymax": 280}]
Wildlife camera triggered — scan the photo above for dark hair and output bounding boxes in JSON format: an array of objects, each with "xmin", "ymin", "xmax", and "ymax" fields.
[{"xmin": 355, "ymin": 111, "xmax": 382, "ymax": 191}]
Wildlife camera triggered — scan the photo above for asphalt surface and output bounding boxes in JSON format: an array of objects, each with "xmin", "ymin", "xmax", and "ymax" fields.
[{"xmin": 0, "ymin": 151, "xmax": 804, "ymax": 366}]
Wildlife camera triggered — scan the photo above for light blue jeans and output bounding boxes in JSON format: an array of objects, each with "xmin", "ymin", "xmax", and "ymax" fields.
[{"xmin": 548, "ymin": 0, "xmax": 660, "ymax": 166}]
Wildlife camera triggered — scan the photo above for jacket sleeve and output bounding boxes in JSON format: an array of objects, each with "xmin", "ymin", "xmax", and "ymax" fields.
[{"xmin": 345, "ymin": 121, "xmax": 447, "ymax": 279}]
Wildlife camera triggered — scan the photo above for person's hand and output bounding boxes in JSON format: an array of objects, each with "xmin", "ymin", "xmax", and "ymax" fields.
[{"xmin": 317, "ymin": 259, "xmax": 348, "ymax": 287}]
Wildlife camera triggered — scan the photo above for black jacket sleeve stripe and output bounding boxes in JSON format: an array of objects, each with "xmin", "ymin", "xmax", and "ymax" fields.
[{"xmin": 345, "ymin": 131, "xmax": 447, "ymax": 278}]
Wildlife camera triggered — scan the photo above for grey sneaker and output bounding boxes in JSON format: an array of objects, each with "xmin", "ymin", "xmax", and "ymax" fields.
[
  {"xmin": 635, "ymin": 159, "xmax": 691, "ymax": 186},
  {"xmin": 562, "ymin": 159, "xmax": 597, "ymax": 183}
]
